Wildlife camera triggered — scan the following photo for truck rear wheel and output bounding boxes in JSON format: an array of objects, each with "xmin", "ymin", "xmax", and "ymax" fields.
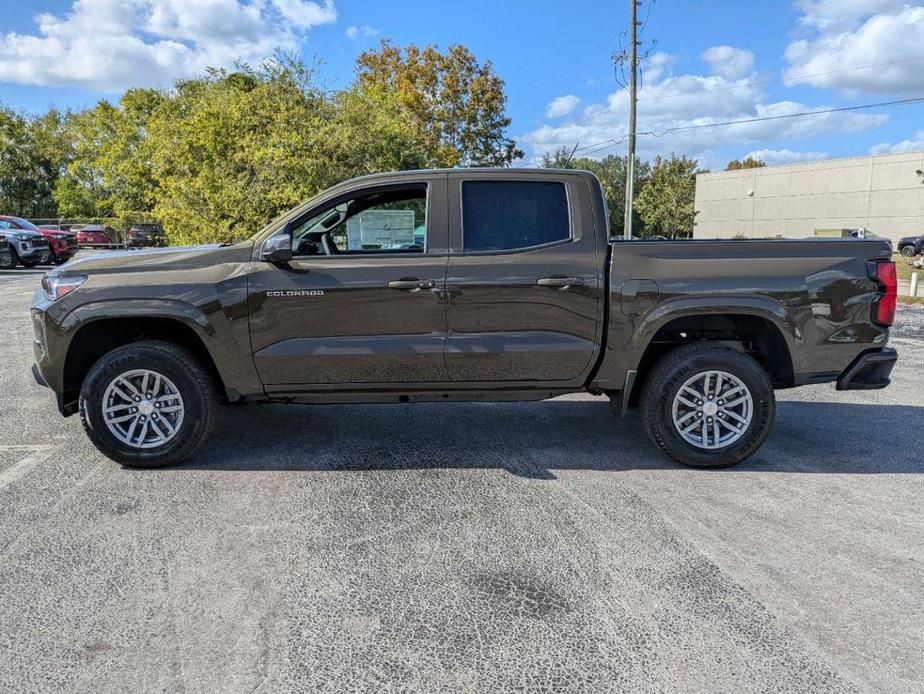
[
  {"xmin": 639, "ymin": 343, "xmax": 775, "ymax": 468},
  {"xmin": 79, "ymin": 341, "xmax": 218, "ymax": 468}
]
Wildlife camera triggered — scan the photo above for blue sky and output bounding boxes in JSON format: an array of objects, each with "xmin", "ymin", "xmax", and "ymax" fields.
[{"xmin": 1, "ymin": 0, "xmax": 924, "ymax": 169}]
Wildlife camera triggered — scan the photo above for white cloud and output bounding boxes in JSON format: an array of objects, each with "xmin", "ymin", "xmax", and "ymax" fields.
[
  {"xmin": 521, "ymin": 54, "xmax": 885, "ymax": 166},
  {"xmin": 545, "ymin": 95, "xmax": 581, "ymax": 119},
  {"xmin": 794, "ymin": 0, "xmax": 906, "ymax": 31},
  {"xmin": 744, "ymin": 148, "xmax": 829, "ymax": 165},
  {"xmin": 701, "ymin": 45, "xmax": 754, "ymax": 80},
  {"xmin": 642, "ymin": 52, "xmax": 674, "ymax": 83},
  {"xmin": 0, "ymin": 0, "xmax": 337, "ymax": 91},
  {"xmin": 869, "ymin": 130, "xmax": 924, "ymax": 155},
  {"xmin": 272, "ymin": 0, "xmax": 336, "ymax": 30},
  {"xmin": 784, "ymin": 3, "xmax": 924, "ymax": 94},
  {"xmin": 344, "ymin": 24, "xmax": 379, "ymax": 41}
]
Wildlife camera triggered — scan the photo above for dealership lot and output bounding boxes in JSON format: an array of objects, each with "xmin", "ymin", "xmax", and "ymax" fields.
[{"xmin": 1, "ymin": 267, "xmax": 922, "ymax": 693}]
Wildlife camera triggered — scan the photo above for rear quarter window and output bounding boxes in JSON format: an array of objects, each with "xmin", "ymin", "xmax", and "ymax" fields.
[{"xmin": 461, "ymin": 180, "xmax": 570, "ymax": 252}]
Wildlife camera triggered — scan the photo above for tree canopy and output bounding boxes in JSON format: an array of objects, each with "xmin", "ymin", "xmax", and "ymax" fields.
[
  {"xmin": 725, "ymin": 156, "xmax": 766, "ymax": 171},
  {"xmin": 634, "ymin": 154, "xmax": 700, "ymax": 239},
  {"xmin": 541, "ymin": 147, "xmax": 651, "ymax": 237},
  {"xmin": 0, "ymin": 45, "xmax": 522, "ymax": 244}
]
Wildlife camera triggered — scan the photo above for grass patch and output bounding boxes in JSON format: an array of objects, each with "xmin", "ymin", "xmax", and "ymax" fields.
[
  {"xmin": 893, "ymin": 254, "xmax": 920, "ymax": 281},
  {"xmin": 899, "ymin": 295, "xmax": 924, "ymax": 306}
]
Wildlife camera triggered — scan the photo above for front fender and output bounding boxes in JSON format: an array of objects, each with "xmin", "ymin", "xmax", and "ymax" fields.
[
  {"xmin": 39, "ymin": 296, "xmax": 262, "ymax": 411},
  {"xmin": 62, "ymin": 299, "xmax": 216, "ymax": 335}
]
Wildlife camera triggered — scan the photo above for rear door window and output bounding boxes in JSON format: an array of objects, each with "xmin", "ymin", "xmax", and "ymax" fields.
[{"xmin": 461, "ymin": 180, "xmax": 570, "ymax": 252}]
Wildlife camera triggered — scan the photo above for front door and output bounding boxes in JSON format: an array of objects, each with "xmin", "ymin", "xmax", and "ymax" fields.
[
  {"xmin": 443, "ymin": 173, "xmax": 604, "ymax": 385},
  {"xmin": 248, "ymin": 176, "xmax": 450, "ymax": 388}
]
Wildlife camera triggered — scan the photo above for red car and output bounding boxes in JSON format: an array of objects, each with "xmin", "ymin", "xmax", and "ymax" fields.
[
  {"xmin": 75, "ymin": 225, "xmax": 116, "ymax": 247},
  {"xmin": 36, "ymin": 224, "xmax": 79, "ymax": 265}
]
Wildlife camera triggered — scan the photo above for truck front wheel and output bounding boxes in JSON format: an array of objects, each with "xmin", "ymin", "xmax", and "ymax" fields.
[
  {"xmin": 639, "ymin": 343, "xmax": 775, "ymax": 468},
  {"xmin": 79, "ymin": 341, "xmax": 218, "ymax": 468}
]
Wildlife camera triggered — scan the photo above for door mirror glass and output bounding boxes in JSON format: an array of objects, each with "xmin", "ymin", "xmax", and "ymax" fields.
[{"xmin": 262, "ymin": 230, "xmax": 293, "ymax": 263}]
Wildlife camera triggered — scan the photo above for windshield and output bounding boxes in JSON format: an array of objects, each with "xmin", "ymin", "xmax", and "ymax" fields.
[{"xmin": 9, "ymin": 217, "xmax": 39, "ymax": 231}]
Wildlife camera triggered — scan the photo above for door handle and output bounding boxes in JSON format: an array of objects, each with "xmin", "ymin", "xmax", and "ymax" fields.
[
  {"xmin": 388, "ymin": 279, "xmax": 436, "ymax": 291},
  {"xmin": 537, "ymin": 277, "xmax": 585, "ymax": 288}
]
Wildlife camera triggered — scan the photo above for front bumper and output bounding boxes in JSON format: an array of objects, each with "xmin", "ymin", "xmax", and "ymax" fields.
[
  {"xmin": 52, "ymin": 246, "xmax": 78, "ymax": 261},
  {"xmin": 19, "ymin": 245, "xmax": 49, "ymax": 262},
  {"xmin": 836, "ymin": 348, "xmax": 898, "ymax": 390}
]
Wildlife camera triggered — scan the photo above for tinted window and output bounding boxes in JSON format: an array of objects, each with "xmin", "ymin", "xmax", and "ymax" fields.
[{"xmin": 462, "ymin": 181, "xmax": 570, "ymax": 252}]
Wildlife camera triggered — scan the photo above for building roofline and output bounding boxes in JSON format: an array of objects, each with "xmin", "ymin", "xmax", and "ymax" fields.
[{"xmin": 698, "ymin": 149, "xmax": 924, "ymax": 178}]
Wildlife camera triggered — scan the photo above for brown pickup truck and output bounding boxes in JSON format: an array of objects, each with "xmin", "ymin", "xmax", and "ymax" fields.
[{"xmin": 31, "ymin": 169, "xmax": 898, "ymax": 469}]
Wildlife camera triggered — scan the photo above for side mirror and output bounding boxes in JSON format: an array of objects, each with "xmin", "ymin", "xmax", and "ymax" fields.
[{"xmin": 261, "ymin": 226, "xmax": 293, "ymax": 264}]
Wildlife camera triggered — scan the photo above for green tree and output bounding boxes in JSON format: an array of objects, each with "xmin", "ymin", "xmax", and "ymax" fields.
[
  {"xmin": 2, "ymin": 43, "xmax": 524, "ymax": 243},
  {"xmin": 145, "ymin": 60, "xmax": 335, "ymax": 244},
  {"xmin": 355, "ymin": 41, "xmax": 522, "ymax": 167},
  {"xmin": 0, "ymin": 106, "xmax": 67, "ymax": 217},
  {"xmin": 634, "ymin": 154, "xmax": 700, "ymax": 239},
  {"xmin": 542, "ymin": 147, "xmax": 651, "ymax": 237},
  {"xmin": 725, "ymin": 156, "xmax": 765, "ymax": 171},
  {"xmin": 56, "ymin": 89, "xmax": 165, "ymax": 219}
]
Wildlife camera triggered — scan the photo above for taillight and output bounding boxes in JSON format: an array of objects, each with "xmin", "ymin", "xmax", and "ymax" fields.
[{"xmin": 870, "ymin": 260, "xmax": 897, "ymax": 327}]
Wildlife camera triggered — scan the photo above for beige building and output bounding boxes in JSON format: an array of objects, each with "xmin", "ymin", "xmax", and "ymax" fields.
[{"xmin": 694, "ymin": 151, "xmax": 924, "ymax": 244}]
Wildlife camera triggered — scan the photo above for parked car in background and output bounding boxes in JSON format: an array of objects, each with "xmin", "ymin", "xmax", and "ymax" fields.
[
  {"xmin": 0, "ymin": 215, "xmax": 51, "ymax": 268},
  {"xmin": 898, "ymin": 235, "xmax": 923, "ymax": 258},
  {"xmin": 127, "ymin": 223, "xmax": 167, "ymax": 247},
  {"xmin": 74, "ymin": 225, "xmax": 117, "ymax": 247},
  {"xmin": 36, "ymin": 224, "xmax": 79, "ymax": 265}
]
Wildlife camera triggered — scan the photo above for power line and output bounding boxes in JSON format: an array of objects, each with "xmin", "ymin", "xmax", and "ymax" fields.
[
  {"xmin": 643, "ymin": 96, "xmax": 924, "ymax": 137},
  {"xmin": 530, "ymin": 95, "xmax": 924, "ymax": 161}
]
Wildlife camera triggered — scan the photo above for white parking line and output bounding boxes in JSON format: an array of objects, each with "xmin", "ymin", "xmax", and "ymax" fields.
[{"xmin": 0, "ymin": 445, "xmax": 54, "ymax": 490}]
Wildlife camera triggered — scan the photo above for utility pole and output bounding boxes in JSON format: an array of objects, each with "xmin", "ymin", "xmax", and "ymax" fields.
[{"xmin": 623, "ymin": 0, "xmax": 639, "ymax": 240}]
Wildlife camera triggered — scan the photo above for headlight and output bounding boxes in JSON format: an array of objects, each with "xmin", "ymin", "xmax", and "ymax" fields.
[
  {"xmin": 15, "ymin": 233, "xmax": 30, "ymax": 240},
  {"xmin": 53, "ymin": 233, "xmax": 69, "ymax": 240},
  {"xmin": 42, "ymin": 274, "xmax": 87, "ymax": 302}
]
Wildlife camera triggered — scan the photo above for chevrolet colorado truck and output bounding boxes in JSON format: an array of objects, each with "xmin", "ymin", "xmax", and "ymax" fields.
[{"xmin": 31, "ymin": 169, "xmax": 898, "ymax": 469}]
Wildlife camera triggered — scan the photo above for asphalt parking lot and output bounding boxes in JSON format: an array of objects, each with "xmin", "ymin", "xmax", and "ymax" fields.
[{"xmin": 1, "ymin": 266, "xmax": 922, "ymax": 693}]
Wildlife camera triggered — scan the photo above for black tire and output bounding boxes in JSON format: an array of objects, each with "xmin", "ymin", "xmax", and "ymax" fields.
[
  {"xmin": 639, "ymin": 342, "xmax": 775, "ymax": 469},
  {"xmin": 0, "ymin": 249, "xmax": 18, "ymax": 269},
  {"xmin": 79, "ymin": 341, "xmax": 218, "ymax": 468},
  {"xmin": 900, "ymin": 245, "xmax": 917, "ymax": 258}
]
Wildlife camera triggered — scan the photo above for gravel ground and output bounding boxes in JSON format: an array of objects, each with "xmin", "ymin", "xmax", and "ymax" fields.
[{"xmin": 1, "ymin": 266, "xmax": 922, "ymax": 693}]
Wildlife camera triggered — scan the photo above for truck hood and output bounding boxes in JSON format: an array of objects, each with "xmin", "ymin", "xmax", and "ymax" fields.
[{"xmin": 55, "ymin": 242, "xmax": 254, "ymax": 276}]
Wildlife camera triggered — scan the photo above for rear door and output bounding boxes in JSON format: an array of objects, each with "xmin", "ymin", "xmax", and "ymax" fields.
[
  {"xmin": 248, "ymin": 174, "xmax": 450, "ymax": 389},
  {"xmin": 443, "ymin": 172, "xmax": 604, "ymax": 385}
]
